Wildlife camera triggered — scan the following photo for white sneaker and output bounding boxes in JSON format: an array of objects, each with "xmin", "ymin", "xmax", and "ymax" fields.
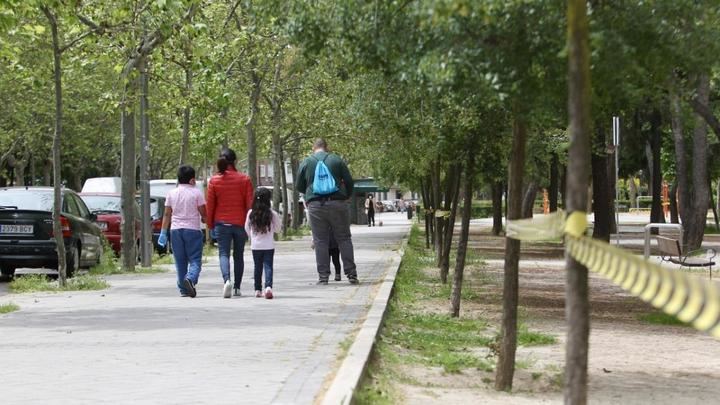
[
  {"xmin": 223, "ymin": 280, "xmax": 232, "ymax": 298},
  {"xmin": 265, "ymin": 287, "xmax": 273, "ymax": 299}
]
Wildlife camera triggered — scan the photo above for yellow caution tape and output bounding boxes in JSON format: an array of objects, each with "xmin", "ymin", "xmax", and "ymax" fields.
[
  {"xmin": 566, "ymin": 235, "xmax": 720, "ymax": 338},
  {"xmin": 564, "ymin": 211, "xmax": 588, "ymax": 238},
  {"xmin": 505, "ymin": 210, "xmax": 565, "ymax": 241},
  {"xmin": 506, "ymin": 210, "xmax": 720, "ymax": 339},
  {"xmin": 434, "ymin": 210, "xmax": 451, "ymax": 218}
]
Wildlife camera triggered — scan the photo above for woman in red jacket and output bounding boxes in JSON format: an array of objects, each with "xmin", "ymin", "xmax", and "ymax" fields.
[{"xmin": 206, "ymin": 148, "xmax": 254, "ymax": 298}]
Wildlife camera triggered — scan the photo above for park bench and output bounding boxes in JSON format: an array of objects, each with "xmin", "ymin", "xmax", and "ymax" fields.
[{"xmin": 656, "ymin": 236, "xmax": 716, "ymax": 278}]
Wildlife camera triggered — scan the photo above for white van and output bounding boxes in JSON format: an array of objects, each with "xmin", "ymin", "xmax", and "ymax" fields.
[
  {"xmin": 81, "ymin": 177, "xmax": 122, "ymax": 193},
  {"xmin": 149, "ymin": 179, "xmax": 205, "ymax": 198}
]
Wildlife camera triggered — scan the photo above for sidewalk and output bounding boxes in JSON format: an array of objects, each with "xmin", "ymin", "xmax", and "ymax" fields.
[{"xmin": 0, "ymin": 212, "xmax": 410, "ymax": 405}]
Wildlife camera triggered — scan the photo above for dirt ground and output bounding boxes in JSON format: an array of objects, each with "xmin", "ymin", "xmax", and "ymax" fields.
[{"xmin": 398, "ymin": 226, "xmax": 720, "ymax": 404}]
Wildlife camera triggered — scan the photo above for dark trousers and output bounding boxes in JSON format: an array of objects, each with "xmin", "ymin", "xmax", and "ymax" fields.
[
  {"xmin": 307, "ymin": 200, "xmax": 357, "ymax": 281},
  {"xmin": 329, "ymin": 247, "xmax": 341, "ymax": 275},
  {"xmin": 216, "ymin": 223, "xmax": 247, "ymax": 288},
  {"xmin": 367, "ymin": 210, "xmax": 375, "ymax": 226},
  {"xmin": 252, "ymin": 249, "xmax": 274, "ymax": 290}
]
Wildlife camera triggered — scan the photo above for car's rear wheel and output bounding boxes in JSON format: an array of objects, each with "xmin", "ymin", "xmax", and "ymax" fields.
[
  {"xmin": 66, "ymin": 244, "xmax": 80, "ymax": 278},
  {"xmin": 0, "ymin": 265, "xmax": 15, "ymax": 279}
]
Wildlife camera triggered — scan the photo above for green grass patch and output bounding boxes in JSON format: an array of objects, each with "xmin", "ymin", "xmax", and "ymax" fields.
[
  {"xmin": 9, "ymin": 274, "xmax": 109, "ymax": 293},
  {"xmin": 279, "ymin": 225, "xmax": 312, "ymax": 241},
  {"xmin": 518, "ymin": 325, "xmax": 557, "ymax": 346},
  {"xmin": 638, "ymin": 312, "xmax": 689, "ymax": 326},
  {"xmin": 0, "ymin": 302, "xmax": 20, "ymax": 314},
  {"xmin": 153, "ymin": 252, "xmax": 174, "ymax": 265}
]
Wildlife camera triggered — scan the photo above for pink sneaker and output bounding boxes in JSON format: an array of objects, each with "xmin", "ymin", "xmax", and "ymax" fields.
[
  {"xmin": 255, "ymin": 290, "xmax": 263, "ymax": 298},
  {"xmin": 265, "ymin": 287, "xmax": 273, "ymax": 299}
]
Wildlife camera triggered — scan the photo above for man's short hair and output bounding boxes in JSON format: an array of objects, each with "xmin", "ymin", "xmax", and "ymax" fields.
[
  {"xmin": 313, "ymin": 138, "xmax": 327, "ymax": 150},
  {"xmin": 177, "ymin": 164, "xmax": 196, "ymax": 184}
]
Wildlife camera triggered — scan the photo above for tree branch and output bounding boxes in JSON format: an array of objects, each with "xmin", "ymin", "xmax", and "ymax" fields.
[
  {"xmin": 121, "ymin": 3, "xmax": 199, "ymax": 78},
  {"xmin": 689, "ymin": 97, "xmax": 720, "ymax": 144}
]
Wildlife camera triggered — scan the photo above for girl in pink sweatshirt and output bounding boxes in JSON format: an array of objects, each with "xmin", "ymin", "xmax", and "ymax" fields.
[{"xmin": 245, "ymin": 187, "xmax": 281, "ymax": 299}]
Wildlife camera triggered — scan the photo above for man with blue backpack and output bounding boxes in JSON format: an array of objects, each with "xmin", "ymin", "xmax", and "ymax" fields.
[{"xmin": 297, "ymin": 138, "xmax": 358, "ymax": 285}]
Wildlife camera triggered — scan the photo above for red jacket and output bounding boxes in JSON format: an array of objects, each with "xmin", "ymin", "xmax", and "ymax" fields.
[{"xmin": 206, "ymin": 166, "xmax": 254, "ymax": 228}]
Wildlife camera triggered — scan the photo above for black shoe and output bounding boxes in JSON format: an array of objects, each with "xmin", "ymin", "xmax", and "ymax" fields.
[
  {"xmin": 183, "ymin": 278, "xmax": 197, "ymax": 298},
  {"xmin": 335, "ymin": 274, "xmax": 341, "ymax": 281},
  {"xmin": 317, "ymin": 280, "xmax": 329, "ymax": 285},
  {"xmin": 348, "ymin": 277, "xmax": 359, "ymax": 285}
]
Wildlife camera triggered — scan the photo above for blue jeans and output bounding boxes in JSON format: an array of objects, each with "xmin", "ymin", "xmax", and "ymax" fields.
[
  {"xmin": 252, "ymin": 249, "xmax": 274, "ymax": 290},
  {"xmin": 216, "ymin": 223, "xmax": 247, "ymax": 288},
  {"xmin": 170, "ymin": 228, "xmax": 204, "ymax": 294}
]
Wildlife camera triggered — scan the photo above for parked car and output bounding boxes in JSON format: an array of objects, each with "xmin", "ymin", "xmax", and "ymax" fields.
[
  {"xmin": 81, "ymin": 177, "xmax": 122, "ymax": 194},
  {"xmin": 0, "ymin": 187, "xmax": 103, "ymax": 278},
  {"xmin": 79, "ymin": 193, "xmax": 141, "ymax": 257},
  {"xmin": 149, "ymin": 178, "xmax": 205, "ymax": 199},
  {"xmin": 135, "ymin": 195, "xmax": 168, "ymax": 254}
]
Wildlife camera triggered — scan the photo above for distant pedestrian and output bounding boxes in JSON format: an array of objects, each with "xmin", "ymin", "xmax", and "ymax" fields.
[
  {"xmin": 158, "ymin": 165, "xmax": 207, "ymax": 298},
  {"xmin": 245, "ymin": 187, "xmax": 281, "ymax": 299},
  {"xmin": 296, "ymin": 138, "xmax": 358, "ymax": 285},
  {"xmin": 365, "ymin": 194, "xmax": 375, "ymax": 227},
  {"xmin": 207, "ymin": 148, "xmax": 254, "ymax": 298}
]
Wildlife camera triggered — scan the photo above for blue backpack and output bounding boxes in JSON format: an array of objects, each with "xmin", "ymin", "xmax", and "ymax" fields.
[{"xmin": 312, "ymin": 154, "xmax": 339, "ymax": 195}]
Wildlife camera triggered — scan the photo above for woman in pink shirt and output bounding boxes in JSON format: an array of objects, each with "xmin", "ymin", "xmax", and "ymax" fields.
[
  {"xmin": 244, "ymin": 188, "xmax": 280, "ymax": 299},
  {"xmin": 159, "ymin": 165, "xmax": 207, "ymax": 298}
]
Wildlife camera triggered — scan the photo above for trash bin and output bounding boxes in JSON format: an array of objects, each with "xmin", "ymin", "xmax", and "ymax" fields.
[{"xmin": 407, "ymin": 207, "xmax": 413, "ymax": 220}]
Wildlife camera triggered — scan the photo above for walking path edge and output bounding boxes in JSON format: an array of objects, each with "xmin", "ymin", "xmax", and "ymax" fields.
[{"xmin": 318, "ymin": 230, "xmax": 410, "ymax": 405}]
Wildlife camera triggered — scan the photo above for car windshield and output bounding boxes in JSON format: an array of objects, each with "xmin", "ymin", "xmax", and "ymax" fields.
[
  {"xmin": 0, "ymin": 189, "xmax": 54, "ymax": 211},
  {"xmin": 81, "ymin": 195, "xmax": 122, "ymax": 213},
  {"xmin": 150, "ymin": 184, "xmax": 176, "ymax": 199}
]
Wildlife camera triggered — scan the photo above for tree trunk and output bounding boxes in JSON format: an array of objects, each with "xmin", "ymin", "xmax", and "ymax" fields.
[
  {"xmin": 564, "ymin": 1, "xmax": 592, "ymax": 402},
  {"xmin": 550, "ymin": 153, "xmax": 559, "ymax": 212},
  {"xmin": 179, "ymin": 63, "xmax": 192, "ymax": 165},
  {"xmin": 670, "ymin": 180, "xmax": 680, "ymax": 224},
  {"xmin": 671, "ymin": 89, "xmax": 693, "ymax": 243},
  {"xmin": 43, "ymin": 159, "xmax": 52, "ymax": 186},
  {"xmin": 120, "ymin": 90, "xmax": 137, "ymax": 272},
  {"xmin": 440, "ymin": 164, "xmax": 462, "ymax": 284},
  {"xmin": 246, "ymin": 69, "xmax": 261, "ymax": 187},
  {"xmin": 450, "ymin": 145, "xmax": 476, "ymax": 316},
  {"xmin": 686, "ymin": 74, "xmax": 711, "ymax": 250},
  {"xmin": 649, "ymin": 109, "xmax": 665, "ymax": 226},
  {"xmin": 710, "ymin": 178, "xmax": 719, "ymax": 232},
  {"xmin": 280, "ymin": 146, "xmax": 289, "ymax": 237},
  {"xmin": 521, "ymin": 182, "xmax": 537, "ymax": 219},
  {"xmin": 591, "ymin": 123, "xmax": 611, "ymax": 242},
  {"xmin": 270, "ymin": 59, "xmax": 283, "ymax": 212},
  {"xmin": 290, "ymin": 153, "xmax": 301, "ymax": 230},
  {"xmin": 559, "ymin": 164, "xmax": 567, "ymax": 210},
  {"xmin": 139, "ymin": 58, "xmax": 152, "ymax": 267},
  {"xmin": 494, "ymin": 115, "xmax": 527, "ymax": 391},
  {"xmin": 421, "ymin": 177, "xmax": 431, "ymax": 248},
  {"xmin": 492, "ymin": 181, "xmax": 503, "ymax": 235},
  {"xmin": 430, "ymin": 160, "xmax": 442, "ymax": 254},
  {"xmin": 608, "ymin": 141, "xmax": 617, "ymax": 234},
  {"xmin": 43, "ymin": 6, "xmax": 68, "ymax": 286}
]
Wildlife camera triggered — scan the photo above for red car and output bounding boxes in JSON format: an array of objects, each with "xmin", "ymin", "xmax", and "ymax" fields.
[{"xmin": 79, "ymin": 193, "xmax": 141, "ymax": 256}]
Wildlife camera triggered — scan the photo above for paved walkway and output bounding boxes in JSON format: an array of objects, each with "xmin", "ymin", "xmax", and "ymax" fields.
[{"xmin": 0, "ymin": 212, "xmax": 411, "ymax": 405}]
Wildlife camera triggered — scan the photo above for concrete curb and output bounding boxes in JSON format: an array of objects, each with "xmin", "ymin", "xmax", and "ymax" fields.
[{"xmin": 320, "ymin": 233, "xmax": 410, "ymax": 405}]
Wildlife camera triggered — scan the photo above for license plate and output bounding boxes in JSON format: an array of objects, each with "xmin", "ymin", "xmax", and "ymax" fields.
[
  {"xmin": 0, "ymin": 224, "xmax": 34, "ymax": 234},
  {"xmin": 97, "ymin": 222, "xmax": 108, "ymax": 231}
]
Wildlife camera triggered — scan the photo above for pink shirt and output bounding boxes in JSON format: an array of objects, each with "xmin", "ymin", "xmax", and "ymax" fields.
[
  {"xmin": 244, "ymin": 209, "xmax": 281, "ymax": 250},
  {"xmin": 166, "ymin": 184, "xmax": 206, "ymax": 231}
]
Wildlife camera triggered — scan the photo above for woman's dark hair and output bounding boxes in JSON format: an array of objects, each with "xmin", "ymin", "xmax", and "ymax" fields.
[
  {"xmin": 177, "ymin": 164, "xmax": 195, "ymax": 184},
  {"xmin": 217, "ymin": 158, "xmax": 229, "ymax": 174},
  {"xmin": 219, "ymin": 148, "xmax": 237, "ymax": 164},
  {"xmin": 249, "ymin": 187, "xmax": 273, "ymax": 234}
]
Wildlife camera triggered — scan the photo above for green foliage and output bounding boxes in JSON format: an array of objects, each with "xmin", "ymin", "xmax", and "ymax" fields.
[
  {"xmin": 9, "ymin": 274, "xmax": 109, "ymax": 293},
  {"xmin": 0, "ymin": 302, "xmax": 20, "ymax": 314}
]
